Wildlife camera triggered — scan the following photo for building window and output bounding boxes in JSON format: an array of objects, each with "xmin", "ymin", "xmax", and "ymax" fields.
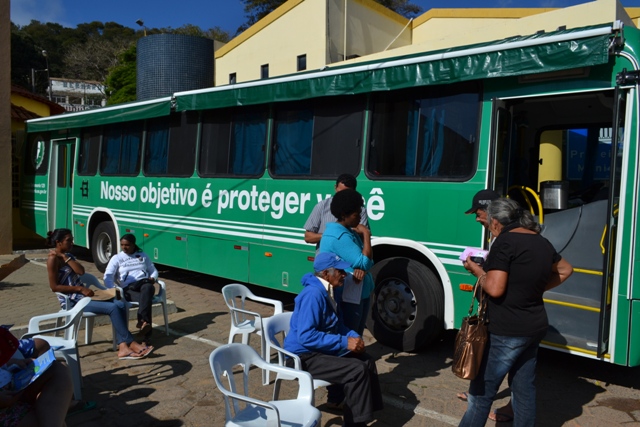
[
  {"xmin": 260, "ymin": 64, "xmax": 269, "ymax": 80},
  {"xmin": 229, "ymin": 73, "xmax": 236, "ymax": 85},
  {"xmin": 297, "ymin": 54, "xmax": 307, "ymax": 72}
]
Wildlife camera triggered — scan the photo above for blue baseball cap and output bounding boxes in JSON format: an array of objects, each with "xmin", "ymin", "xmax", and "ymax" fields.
[{"xmin": 313, "ymin": 253, "xmax": 351, "ymax": 272}]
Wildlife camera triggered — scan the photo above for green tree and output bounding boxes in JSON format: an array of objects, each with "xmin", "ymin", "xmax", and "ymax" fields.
[
  {"xmin": 105, "ymin": 44, "xmax": 137, "ymax": 105},
  {"xmin": 238, "ymin": 0, "xmax": 422, "ymax": 33}
]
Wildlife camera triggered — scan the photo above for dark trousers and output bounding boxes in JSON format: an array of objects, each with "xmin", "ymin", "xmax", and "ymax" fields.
[
  {"xmin": 123, "ymin": 279, "xmax": 155, "ymax": 325},
  {"xmin": 293, "ymin": 352, "xmax": 383, "ymax": 425}
]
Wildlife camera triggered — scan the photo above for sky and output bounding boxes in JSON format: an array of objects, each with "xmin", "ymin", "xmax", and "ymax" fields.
[{"xmin": 11, "ymin": 0, "xmax": 640, "ymax": 36}]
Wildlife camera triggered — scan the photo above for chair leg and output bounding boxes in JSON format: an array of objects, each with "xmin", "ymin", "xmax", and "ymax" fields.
[
  {"xmin": 59, "ymin": 349, "xmax": 83, "ymax": 400},
  {"xmin": 85, "ymin": 317, "xmax": 94, "ymax": 345},
  {"xmin": 273, "ymin": 378, "xmax": 282, "ymax": 400},
  {"xmin": 161, "ymin": 303, "xmax": 169, "ymax": 336}
]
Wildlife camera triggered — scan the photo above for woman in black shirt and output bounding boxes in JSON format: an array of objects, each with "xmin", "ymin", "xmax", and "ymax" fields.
[{"xmin": 458, "ymin": 198, "xmax": 573, "ymax": 427}]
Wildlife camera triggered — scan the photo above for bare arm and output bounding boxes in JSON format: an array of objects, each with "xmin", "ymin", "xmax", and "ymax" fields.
[
  {"xmin": 46, "ymin": 253, "xmax": 92, "ymax": 296},
  {"xmin": 304, "ymin": 231, "xmax": 322, "ymax": 244},
  {"xmin": 463, "ymin": 256, "xmax": 508, "ymax": 298},
  {"xmin": 546, "ymin": 258, "xmax": 573, "ymax": 291}
]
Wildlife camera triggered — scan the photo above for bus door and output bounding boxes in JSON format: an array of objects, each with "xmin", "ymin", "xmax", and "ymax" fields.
[
  {"xmin": 48, "ymin": 138, "xmax": 76, "ymax": 231},
  {"xmin": 490, "ymin": 89, "xmax": 620, "ymax": 359}
]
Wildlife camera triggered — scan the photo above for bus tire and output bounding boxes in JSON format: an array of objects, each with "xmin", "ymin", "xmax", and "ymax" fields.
[
  {"xmin": 366, "ymin": 257, "xmax": 444, "ymax": 352},
  {"xmin": 91, "ymin": 222, "xmax": 116, "ymax": 272}
]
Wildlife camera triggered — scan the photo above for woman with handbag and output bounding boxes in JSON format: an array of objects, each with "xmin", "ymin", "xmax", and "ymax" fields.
[{"xmin": 458, "ymin": 199, "xmax": 573, "ymax": 427}]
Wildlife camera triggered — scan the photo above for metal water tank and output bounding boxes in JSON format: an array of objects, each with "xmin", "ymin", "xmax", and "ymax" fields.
[{"xmin": 137, "ymin": 34, "xmax": 214, "ymax": 100}]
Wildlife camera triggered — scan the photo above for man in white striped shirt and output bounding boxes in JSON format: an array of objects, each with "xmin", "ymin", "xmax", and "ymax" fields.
[{"xmin": 304, "ymin": 174, "xmax": 369, "ymax": 252}]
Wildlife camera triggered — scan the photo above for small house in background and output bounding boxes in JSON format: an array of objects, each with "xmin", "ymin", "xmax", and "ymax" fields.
[
  {"xmin": 11, "ymin": 85, "xmax": 65, "ymax": 247},
  {"xmin": 49, "ymin": 78, "xmax": 106, "ymax": 112}
]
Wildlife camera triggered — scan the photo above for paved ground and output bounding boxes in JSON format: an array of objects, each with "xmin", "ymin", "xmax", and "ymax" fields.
[{"xmin": 2, "ymin": 250, "xmax": 640, "ymax": 426}]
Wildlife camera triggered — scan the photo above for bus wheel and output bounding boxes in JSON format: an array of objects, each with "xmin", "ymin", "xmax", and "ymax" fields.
[
  {"xmin": 367, "ymin": 257, "xmax": 444, "ymax": 352},
  {"xmin": 91, "ymin": 222, "xmax": 116, "ymax": 272}
]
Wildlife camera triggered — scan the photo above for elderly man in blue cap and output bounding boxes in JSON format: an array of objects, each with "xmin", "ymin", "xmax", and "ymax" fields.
[{"xmin": 284, "ymin": 252, "xmax": 383, "ymax": 427}]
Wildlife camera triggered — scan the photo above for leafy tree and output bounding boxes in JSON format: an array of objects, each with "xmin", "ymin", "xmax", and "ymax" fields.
[
  {"xmin": 238, "ymin": 0, "xmax": 422, "ymax": 33},
  {"xmin": 105, "ymin": 44, "xmax": 137, "ymax": 105}
]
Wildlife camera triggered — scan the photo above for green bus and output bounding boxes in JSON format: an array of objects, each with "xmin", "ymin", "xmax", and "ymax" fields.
[{"xmin": 21, "ymin": 20, "xmax": 640, "ymax": 365}]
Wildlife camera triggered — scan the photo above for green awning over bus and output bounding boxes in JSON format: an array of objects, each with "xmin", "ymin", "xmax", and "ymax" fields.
[
  {"xmin": 27, "ymin": 97, "xmax": 172, "ymax": 133},
  {"xmin": 176, "ymin": 24, "xmax": 613, "ymax": 112}
]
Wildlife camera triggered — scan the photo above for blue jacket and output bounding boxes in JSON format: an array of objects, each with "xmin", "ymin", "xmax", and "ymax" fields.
[
  {"xmin": 319, "ymin": 222, "xmax": 375, "ymax": 298},
  {"xmin": 283, "ymin": 273, "xmax": 359, "ymax": 356}
]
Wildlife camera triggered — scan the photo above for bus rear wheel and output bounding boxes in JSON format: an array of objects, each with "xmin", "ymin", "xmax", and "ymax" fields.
[
  {"xmin": 91, "ymin": 222, "xmax": 116, "ymax": 272},
  {"xmin": 367, "ymin": 257, "xmax": 444, "ymax": 352}
]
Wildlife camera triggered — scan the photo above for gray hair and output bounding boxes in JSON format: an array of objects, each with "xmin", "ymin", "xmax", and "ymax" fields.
[{"xmin": 487, "ymin": 198, "xmax": 541, "ymax": 233}]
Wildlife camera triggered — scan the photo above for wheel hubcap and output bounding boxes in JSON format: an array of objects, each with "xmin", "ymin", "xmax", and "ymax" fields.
[
  {"xmin": 96, "ymin": 233, "xmax": 112, "ymax": 264},
  {"xmin": 375, "ymin": 278, "xmax": 417, "ymax": 331}
]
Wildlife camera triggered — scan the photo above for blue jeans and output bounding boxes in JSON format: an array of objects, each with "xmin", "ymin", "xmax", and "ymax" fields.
[
  {"xmin": 85, "ymin": 299, "xmax": 135, "ymax": 346},
  {"xmin": 340, "ymin": 297, "xmax": 370, "ymax": 336},
  {"xmin": 459, "ymin": 330, "xmax": 545, "ymax": 427}
]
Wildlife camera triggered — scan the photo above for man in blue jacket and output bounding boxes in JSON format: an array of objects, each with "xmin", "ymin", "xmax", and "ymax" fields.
[{"xmin": 284, "ymin": 252, "xmax": 383, "ymax": 427}]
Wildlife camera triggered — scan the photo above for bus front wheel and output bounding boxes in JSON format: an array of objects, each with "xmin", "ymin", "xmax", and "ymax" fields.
[
  {"xmin": 91, "ymin": 222, "xmax": 116, "ymax": 272},
  {"xmin": 367, "ymin": 257, "xmax": 444, "ymax": 352}
]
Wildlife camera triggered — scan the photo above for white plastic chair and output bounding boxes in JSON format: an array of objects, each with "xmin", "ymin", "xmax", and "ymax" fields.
[
  {"xmin": 209, "ymin": 343, "xmax": 321, "ymax": 427},
  {"xmin": 221, "ymin": 284, "xmax": 283, "ymax": 384},
  {"xmin": 57, "ymin": 273, "xmax": 122, "ymax": 351},
  {"xmin": 22, "ymin": 297, "xmax": 91, "ymax": 400},
  {"xmin": 120, "ymin": 280, "xmax": 170, "ymax": 336},
  {"xmin": 265, "ymin": 312, "xmax": 331, "ymax": 404}
]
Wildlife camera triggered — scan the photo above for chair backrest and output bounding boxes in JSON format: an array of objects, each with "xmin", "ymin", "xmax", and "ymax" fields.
[
  {"xmin": 26, "ymin": 297, "xmax": 91, "ymax": 341},
  {"xmin": 209, "ymin": 343, "xmax": 316, "ymax": 426},
  {"xmin": 222, "ymin": 284, "xmax": 254, "ymax": 326},
  {"xmin": 80, "ymin": 273, "xmax": 107, "ymax": 290},
  {"xmin": 265, "ymin": 312, "xmax": 293, "ymax": 366}
]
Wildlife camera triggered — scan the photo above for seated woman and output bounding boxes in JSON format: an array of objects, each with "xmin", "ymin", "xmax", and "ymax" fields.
[
  {"xmin": 46, "ymin": 228, "xmax": 152, "ymax": 360},
  {"xmin": 0, "ymin": 327, "xmax": 73, "ymax": 427},
  {"xmin": 103, "ymin": 234, "xmax": 158, "ymax": 338}
]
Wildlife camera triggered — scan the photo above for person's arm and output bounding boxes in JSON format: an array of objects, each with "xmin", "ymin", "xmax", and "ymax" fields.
[
  {"xmin": 46, "ymin": 253, "xmax": 91, "ymax": 296},
  {"xmin": 303, "ymin": 201, "xmax": 324, "ymax": 244},
  {"xmin": 463, "ymin": 256, "xmax": 508, "ymax": 298},
  {"xmin": 546, "ymin": 258, "xmax": 573, "ymax": 291},
  {"xmin": 296, "ymin": 292, "xmax": 349, "ymax": 353},
  {"xmin": 103, "ymin": 254, "xmax": 119, "ymax": 288},
  {"xmin": 145, "ymin": 255, "xmax": 159, "ymax": 281}
]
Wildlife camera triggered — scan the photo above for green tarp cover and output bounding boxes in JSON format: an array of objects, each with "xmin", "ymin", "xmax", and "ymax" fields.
[
  {"xmin": 27, "ymin": 98, "xmax": 172, "ymax": 133},
  {"xmin": 176, "ymin": 24, "xmax": 613, "ymax": 112}
]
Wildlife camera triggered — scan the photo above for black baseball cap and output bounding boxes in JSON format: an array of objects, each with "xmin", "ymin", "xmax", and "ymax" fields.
[{"xmin": 465, "ymin": 189, "xmax": 500, "ymax": 214}]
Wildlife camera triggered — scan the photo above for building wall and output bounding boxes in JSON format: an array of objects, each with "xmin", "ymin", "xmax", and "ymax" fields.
[
  {"xmin": 216, "ymin": 0, "xmax": 326, "ymax": 84},
  {"xmin": 12, "ymin": 94, "xmax": 53, "ymax": 118},
  {"xmin": 348, "ymin": 0, "xmax": 635, "ymax": 64}
]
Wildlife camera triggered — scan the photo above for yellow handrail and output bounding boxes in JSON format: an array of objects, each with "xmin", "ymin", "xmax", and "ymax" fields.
[{"xmin": 507, "ymin": 185, "xmax": 544, "ymax": 224}]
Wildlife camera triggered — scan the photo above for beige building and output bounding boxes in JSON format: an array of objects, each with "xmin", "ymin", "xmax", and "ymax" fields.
[{"xmin": 215, "ymin": 0, "xmax": 640, "ymax": 86}]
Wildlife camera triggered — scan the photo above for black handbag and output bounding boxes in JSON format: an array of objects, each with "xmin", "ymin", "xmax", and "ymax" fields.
[{"xmin": 452, "ymin": 280, "xmax": 488, "ymax": 380}]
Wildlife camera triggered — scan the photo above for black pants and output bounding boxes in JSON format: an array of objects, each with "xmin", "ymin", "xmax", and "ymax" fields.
[
  {"xmin": 123, "ymin": 279, "xmax": 155, "ymax": 325},
  {"xmin": 290, "ymin": 352, "xmax": 383, "ymax": 425}
]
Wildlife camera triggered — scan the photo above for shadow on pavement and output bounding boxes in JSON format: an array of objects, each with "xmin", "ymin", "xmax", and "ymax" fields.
[{"xmin": 67, "ymin": 360, "xmax": 191, "ymax": 427}]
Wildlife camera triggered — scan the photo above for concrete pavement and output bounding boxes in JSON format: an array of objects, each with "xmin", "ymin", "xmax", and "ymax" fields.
[{"xmin": 2, "ymin": 250, "xmax": 640, "ymax": 426}]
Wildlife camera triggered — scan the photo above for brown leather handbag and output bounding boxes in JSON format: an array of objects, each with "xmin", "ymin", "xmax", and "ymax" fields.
[{"xmin": 452, "ymin": 280, "xmax": 488, "ymax": 380}]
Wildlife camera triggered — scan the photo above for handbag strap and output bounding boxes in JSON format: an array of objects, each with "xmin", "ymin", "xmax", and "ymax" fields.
[{"xmin": 467, "ymin": 277, "xmax": 488, "ymax": 322}]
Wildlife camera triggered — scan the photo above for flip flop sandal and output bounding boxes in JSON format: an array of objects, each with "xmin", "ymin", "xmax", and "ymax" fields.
[
  {"xmin": 119, "ymin": 352, "xmax": 145, "ymax": 360},
  {"xmin": 67, "ymin": 400, "xmax": 97, "ymax": 417}
]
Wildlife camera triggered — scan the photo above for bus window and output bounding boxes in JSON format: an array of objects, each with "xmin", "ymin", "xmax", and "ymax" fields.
[
  {"xmin": 77, "ymin": 127, "xmax": 100, "ymax": 176},
  {"xmin": 100, "ymin": 121, "xmax": 143, "ymax": 176},
  {"xmin": 271, "ymin": 96, "xmax": 364, "ymax": 177},
  {"xmin": 145, "ymin": 112, "xmax": 198, "ymax": 177},
  {"xmin": 367, "ymin": 82, "xmax": 480, "ymax": 180},
  {"xmin": 199, "ymin": 107, "xmax": 267, "ymax": 177}
]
